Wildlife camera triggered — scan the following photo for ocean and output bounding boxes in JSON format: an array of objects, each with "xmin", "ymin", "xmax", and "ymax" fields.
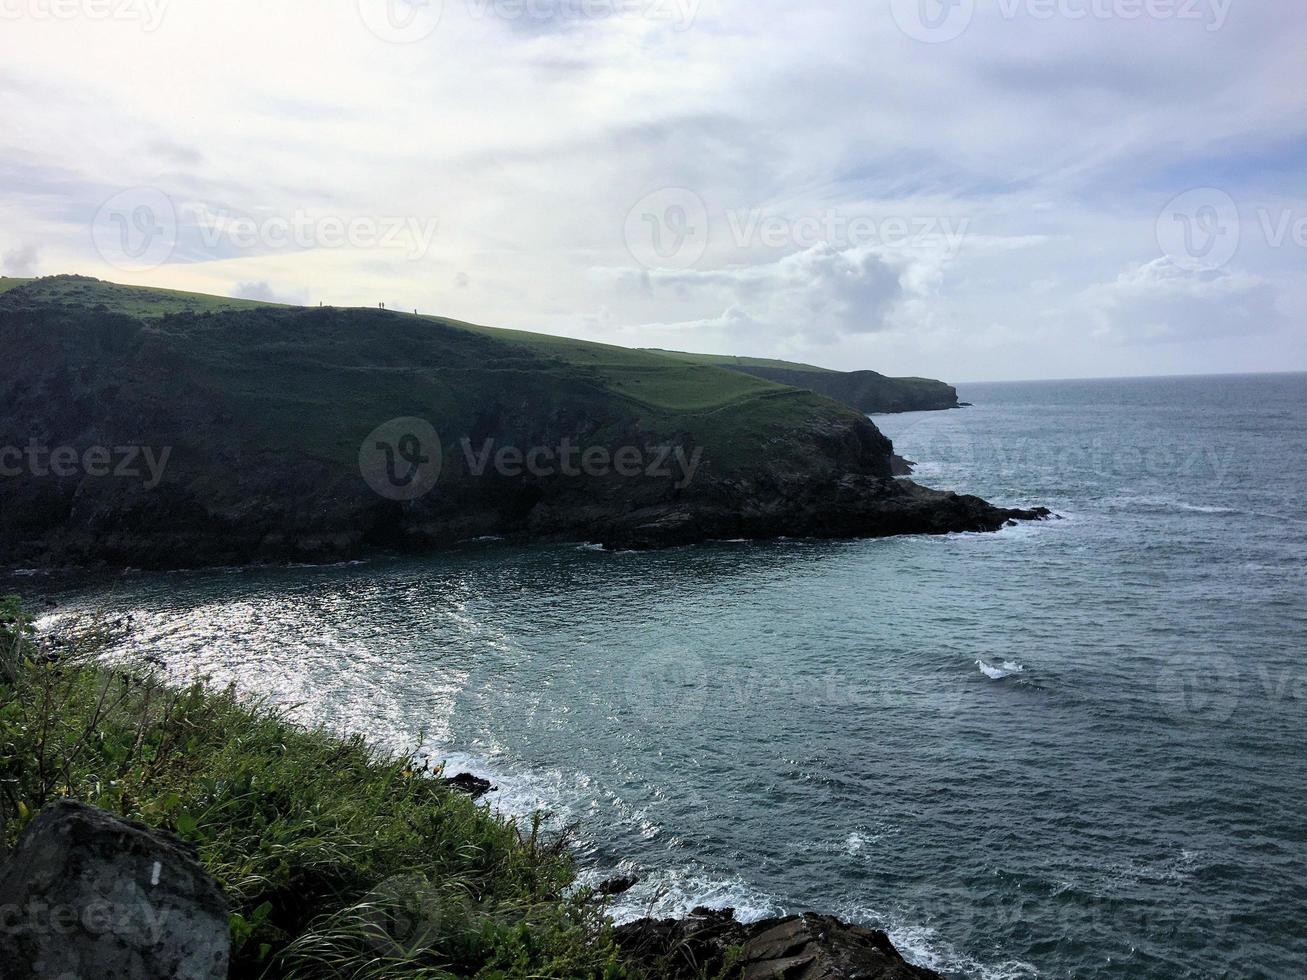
[{"xmin": 26, "ymin": 373, "xmax": 1307, "ymax": 978}]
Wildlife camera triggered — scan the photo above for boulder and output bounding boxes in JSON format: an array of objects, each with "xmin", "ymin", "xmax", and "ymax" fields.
[
  {"xmin": 0, "ymin": 800, "xmax": 229, "ymax": 979},
  {"xmin": 596, "ymin": 875, "xmax": 641, "ymax": 897},
  {"xmin": 615, "ymin": 906, "xmax": 941, "ymax": 980},
  {"xmin": 440, "ymin": 772, "xmax": 496, "ymax": 799}
]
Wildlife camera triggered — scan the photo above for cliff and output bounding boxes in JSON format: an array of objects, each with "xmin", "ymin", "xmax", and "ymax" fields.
[{"xmin": 0, "ymin": 276, "xmax": 1041, "ymax": 568}]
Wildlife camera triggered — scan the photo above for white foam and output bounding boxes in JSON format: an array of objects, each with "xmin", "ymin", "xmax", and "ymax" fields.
[
  {"xmin": 886, "ymin": 921, "xmax": 1040, "ymax": 980},
  {"xmin": 976, "ymin": 659, "xmax": 1024, "ymax": 680},
  {"xmin": 604, "ymin": 865, "xmax": 785, "ymax": 925},
  {"xmin": 1110, "ymin": 495, "xmax": 1239, "ymax": 516}
]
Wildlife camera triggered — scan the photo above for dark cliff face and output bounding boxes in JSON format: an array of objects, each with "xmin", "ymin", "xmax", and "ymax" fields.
[
  {"xmin": 0, "ymin": 282, "xmax": 1041, "ymax": 568},
  {"xmin": 717, "ymin": 364, "xmax": 960, "ymax": 414}
]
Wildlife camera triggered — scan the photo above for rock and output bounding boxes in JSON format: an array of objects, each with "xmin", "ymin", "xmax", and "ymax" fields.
[
  {"xmin": 614, "ymin": 907, "xmax": 941, "ymax": 980},
  {"xmin": 0, "ymin": 800, "xmax": 229, "ymax": 980},
  {"xmin": 441, "ymin": 772, "xmax": 496, "ymax": 799},
  {"xmin": 890, "ymin": 454, "xmax": 917, "ymax": 476},
  {"xmin": 596, "ymin": 875, "xmax": 640, "ymax": 897}
]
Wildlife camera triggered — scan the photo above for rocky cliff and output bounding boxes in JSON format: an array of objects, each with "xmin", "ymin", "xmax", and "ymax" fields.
[{"xmin": 0, "ymin": 277, "xmax": 1043, "ymax": 568}]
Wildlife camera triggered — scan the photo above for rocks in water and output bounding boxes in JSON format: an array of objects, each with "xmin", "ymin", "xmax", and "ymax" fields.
[
  {"xmin": 615, "ymin": 906, "xmax": 941, "ymax": 980},
  {"xmin": 596, "ymin": 875, "xmax": 641, "ymax": 897},
  {"xmin": 0, "ymin": 800, "xmax": 229, "ymax": 980},
  {"xmin": 890, "ymin": 454, "xmax": 917, "ymax": 476},
  {"xmin": 441, "ymin": 772, "xmax": 496, "ymax": 799}
]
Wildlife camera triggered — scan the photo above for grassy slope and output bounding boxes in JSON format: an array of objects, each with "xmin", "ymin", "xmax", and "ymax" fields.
[
  {"xmin": 10, "ymin": 276, "xmax": 785, "ymax": 414},
  {"xmin": 0, "ymin": 276, "xmax": 33, "ymax": 295},
  {"xmin": 5, "ymin": 274, "xmax": 273, "ymax": 315},
  {"xmin": 0, "ymin": 600, "xmax": 630, "ymax": 979},
  {"xmin": 649, "ymin": 347, "xmax": 952, "ymax": 390},
  {"xmin": 0, "ymin": 276, "xmax": 853, "ymax": 475},
  {"xmin": 643, "ymin": 348, "xmax": 836, "ymax": 374}
]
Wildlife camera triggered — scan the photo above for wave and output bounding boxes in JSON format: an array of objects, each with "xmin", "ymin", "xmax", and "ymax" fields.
[
  {"xmin": 602, "ymin": 864, "xmax": 785, "ymax": 926},
  {"xmin": 976, "ymin": 659, "xmax": 1025, "ymax": 680},
  {"xmin": 882, "ymin": 920, "xmax": 1040, "ymax": 980},
  {"xmin": 1110, "ymin": 495, "xmax": 1240, "ymax": 516}
]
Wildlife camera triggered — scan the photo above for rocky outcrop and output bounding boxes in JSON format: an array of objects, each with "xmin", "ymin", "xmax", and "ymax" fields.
[
  {"xmin": 0, "ymin": 800, "xmax": 229, "ymax": 979},
  {"xmin": 440, "ymin": 772, "xmax": 496, "ymax": 799},
  {"xmin": 595, "ymin": 478, "xmax": 1050, "ymax": 550},
  {"xmin": 615, "ymin": 906, "xmax": 941, "ymax": 979}
]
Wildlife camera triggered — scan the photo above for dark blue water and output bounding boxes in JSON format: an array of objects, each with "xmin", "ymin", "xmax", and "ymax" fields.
[{"xmin": 29, "ymin": 374, "xmax": 1307, "ymax": 978}]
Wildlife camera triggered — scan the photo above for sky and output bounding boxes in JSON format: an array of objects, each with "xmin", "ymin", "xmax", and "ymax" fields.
[{"xmin": 2, "ymin": 0, "xmax": 1305, "ymax": 382}]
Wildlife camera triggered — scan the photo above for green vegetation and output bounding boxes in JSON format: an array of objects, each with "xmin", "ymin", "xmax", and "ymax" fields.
[
  {"xmin": 0, "ymin": 275, "xmax": 863, "ymax": 477},
  {"xmin": 642, "ymin": 349, "xmax": 836, "ymax": 374},
  {"xmin": 0, "ymin": 276, "xmax": 32, "ymax": 295},
  {"xmin": 0, "ymin": 599, "xmax": 631, "ymax": 979},
  {"xmin": 3, "ymin": 274, "xmax": 274, "ymax": 317},
  {"xmin": 644, "ymin": 349, "xmax": 959, "ymax": 414}
]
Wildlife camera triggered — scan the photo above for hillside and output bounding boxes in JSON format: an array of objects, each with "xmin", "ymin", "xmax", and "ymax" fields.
[
  {"xmin": 648, "ymin": 349, "xmax": 961, "ymax": 414},
  {"xmin": 0, "ymin": 275, "xmax": 1042, "ymax": 567}
]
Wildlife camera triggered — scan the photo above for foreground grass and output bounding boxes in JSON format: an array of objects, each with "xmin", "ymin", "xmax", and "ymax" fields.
[{"xmin": 0, "ymin": 598, "xmax": 630, "ymax": 979}]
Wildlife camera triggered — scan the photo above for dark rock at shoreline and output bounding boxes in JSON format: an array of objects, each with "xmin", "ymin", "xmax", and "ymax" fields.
[
  {"xmin": 441, "ymin": 772, "xmax": 496, "ymax": 799},
  {"xmin": 615, "ymin": 906, "xmax": 942, "ymax": 979},
  {"xmin": 890, "ymin": 454, "xmax": 917, "ymax": 476},
  {"xmin": 0, "ymin": 800, "xmax": 229, "ymax": 979},
  {"xmin": 596, "ymin": 478, "xmax": 1051, "ymax": 551},
  {"xmin": 597, "ymin": 875, "xmax": 641, "ymax": 897}
]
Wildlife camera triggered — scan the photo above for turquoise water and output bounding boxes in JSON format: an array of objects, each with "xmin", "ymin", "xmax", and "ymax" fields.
[{"xmin": 29, "ymin": 374, "xmax": 1307, "ymax": 978}]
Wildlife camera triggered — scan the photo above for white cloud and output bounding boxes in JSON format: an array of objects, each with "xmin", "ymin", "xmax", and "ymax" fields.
[
  {"xmin": 2, "ymin": 244, "xmax": 40, "ymax": 277},
  {"xmin": 1081, "ymin": 257, "xmax": 1279, "ymax": 345}
]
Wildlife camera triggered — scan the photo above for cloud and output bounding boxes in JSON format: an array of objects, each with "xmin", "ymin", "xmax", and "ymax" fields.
[
  {"xmin": 3, "ymin": 244, "xmax": 40, "ymax": 276},
  {"xmin": 2, "ymin": 1, "xmax": 1305, "ymax": 378},
  {"xmin": 1081, "ymin": 257, "xmax": 1279, "ymax": 344},
  {"xmin": 605, "ymin": 243, "xmax": 911, "ymax": 344},
  {"xmin": 233, "ymin": 280, "xmax": 310, "ymax": 305}
]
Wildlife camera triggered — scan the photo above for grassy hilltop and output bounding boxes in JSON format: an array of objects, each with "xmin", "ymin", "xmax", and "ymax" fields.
[
  {"xmin": 0, "ymin": 275, "xmax": 1038, "ymax": 567},
  {"xmin": 647, "ymin": 349, "xmax": 960, "ymax": 414}
]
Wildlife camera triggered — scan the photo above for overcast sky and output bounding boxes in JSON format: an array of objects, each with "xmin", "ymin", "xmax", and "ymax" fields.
[{"xmin": 3, "ymin": 0, "xmax": 1304, "ymax": 381}]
